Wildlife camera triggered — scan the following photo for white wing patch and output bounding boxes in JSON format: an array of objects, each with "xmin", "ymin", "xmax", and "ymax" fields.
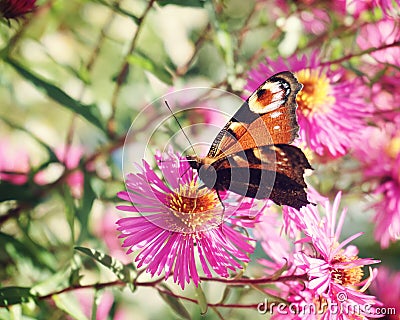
[
  {"xmin": 248, "ymin": 82, "xmax": 287, "ymax": 114},
  {"xmin": 270, "ymin": 111, "xmax": 282, "ymax": 119}
]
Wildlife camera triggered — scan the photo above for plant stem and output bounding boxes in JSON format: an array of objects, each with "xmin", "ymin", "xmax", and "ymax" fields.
[{"xmin": 107, "ymin": 0, "xmax": 156, "ymax": 138}]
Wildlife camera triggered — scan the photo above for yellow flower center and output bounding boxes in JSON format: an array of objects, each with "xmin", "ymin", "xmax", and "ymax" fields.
[
  {"xmin": 296, "ymin": 69, "xmax": 335, "ymax": 116},
  {"xmin": 167, "ymin": 180, "xmax": 222, "ymax": 233},
  {"xmin": 331, "ymin": 255, "xmax": 363, "ymax": 287},
  {"xmin": 385, "ymin": 135, "xmax": 400, "ymax": 159}
]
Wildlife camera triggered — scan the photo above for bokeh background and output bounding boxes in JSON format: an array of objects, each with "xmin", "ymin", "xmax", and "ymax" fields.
[{"xmin": 1, "ymin": 0, "xmax": 400, "ymax": 319}]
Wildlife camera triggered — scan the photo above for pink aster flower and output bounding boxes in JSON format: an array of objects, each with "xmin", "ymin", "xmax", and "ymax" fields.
[
  {"xmin": 352, "ymin": 123, "xmax": 400, "ymax": 248},
  {"xmin": 376, "ymin": 0, "xmax": 400, "ymax": 18},
  {"xmin": 357, "ymin": 18, "xmax": 400, "ymax": 66},
  {"xmin": 369, "ymin": 267, "xmax": 400, "ymax": 319},
  {"xmin": 369, "ymin": 71, "xmax": 400, "ymax": 125},
  {"xmin": 0, "ymin": 139, "xmax": 30, "ymax": 185},
  {"xmin": 0, "ymin": 0, "xmax": 36, "ymax": 20},
  {"xmin": 293, "ymin": 192, "xmax": 382, "ymax": 317},
  {"xmin": 299, "ymin": 9, "xmax": 330, "ymax": 35},
  {"xmin": 347, "ymin": 0, "xmax": 376, "ymax": 18},
  {"xmin": 255, "ymin": 210, "xmax": 308, "ymax": 307},
  {"xmin": 256, "ymin": 192, "xmax": 382, "ymax": 319},
  {"xmin": 245, "ymin": 50, "xmax": 370, "ymax": 158},
  {"xmin": 348, "ymin": 0, "xmax": 400, "ymax": 18},
  {"xmin": 282, "ymin": 186, "xmax": 328, "ymax": 238},
  {"xmin": 117, "ymin": 149, "xmax": 263, "ymax": 289},
  {"xmin": 273, "ymin": 0, "xmax": 346, "ymax": 35}
]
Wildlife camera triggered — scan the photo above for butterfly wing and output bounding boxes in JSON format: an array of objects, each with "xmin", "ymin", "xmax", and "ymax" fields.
[
  {"xmin": 204, "ymin": 144, "xmax": 311, "ymax": 209},
  {"xmin": 207, "ymin": 71, "xmax": 302, "ymax": 160},
  {"xmin": 193, "ymin": 71, "xmax": 310, "ymax": 209}
]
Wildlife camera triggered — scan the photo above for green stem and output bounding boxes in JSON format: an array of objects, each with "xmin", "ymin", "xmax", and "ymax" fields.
[
  {"xmin": 320, "ymin": 40, "xmax": 400, "ymax": 66},
  {"xmin": 107, "ymin": 0, "xmax": 156, "ymax": 138}
]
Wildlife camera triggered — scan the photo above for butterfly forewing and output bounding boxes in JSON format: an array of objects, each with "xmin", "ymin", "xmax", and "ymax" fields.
[
  {"xmin": 207, "ymin": 71, "xmax": 302, "ymax": 160},
  {"xmin": 188, "ymin": 71, "xmax": 311, "ymax": 209}
]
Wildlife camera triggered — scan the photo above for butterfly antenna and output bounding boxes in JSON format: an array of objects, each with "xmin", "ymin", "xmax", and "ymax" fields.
[{"xmin": 164, "ymin": 100, "xmax": 198, "ymax": 157}]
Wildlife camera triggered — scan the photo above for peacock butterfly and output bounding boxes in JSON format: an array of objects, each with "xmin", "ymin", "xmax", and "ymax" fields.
[{"xmin": 186, "ymin": 71, "xmax": 311, "ymax": 210}]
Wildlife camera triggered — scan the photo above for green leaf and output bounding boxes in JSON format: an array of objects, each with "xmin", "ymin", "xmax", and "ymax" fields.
[
  {"xmin": 0, "ymin": 182, "xmax": 37, "ymax": 203},
  {"xmin": 270, "ymin": 259, "xmax": 289, "ymax": 280},
  {"xmin": 159, "ymin": 285, "xmax": 191, "ymax": 320},
  {"xmin": 31, "ymin": 265, "xmax": 74, "ymax": 297},
  {"xmin": 126, "ymin": 52, "xmax": 173, "ymax": 85},
  {"xmin": 194, "ymin": 283, "xmax": 208, "ymax": 315},
  {"xmin": 0, "ymin": 117, "xmax": 58, "ymax": 164},
  {"xmin": 94, "ymin": 0, "xmax": 140, "ymax": 23},
  {"xmin": 157, "ymin": 0, "xmax": 208, "ymax": 7},
  {"xmin": 215, "ymin": 29, "xmax": 234, "ymax": 74},
  {"xmin": 0, "ymin": 287, "xmax": 34, "ymax": 307},
  {"xmin": 8, "ymin": 304, "xmax": 23, "ymax": 320},
  {"xmin": 69, "ymin": 268, "xmax": 83, "ymax": 288},
  {"xmin": 76, "ymin": 174, "xmax": 97, "ymax": 244},
  {"xmin": 0, "ymin": 309, "xmax": 10, "ymax": 320},
  {"xmin": 53, "ymin": 294, "xmax": 88, "ymax": 320},
  {"xmin": 2, "ymin": 231, "xmax": 57, "ymax": 272},
  {"xmin": 63, "ymin": 185, "xmax": 77, "ymax": 243},
  {"xmin": 219, "ymin": 286, "xmax": 231, "ymax": 304},
  {"xmin": 74, "ymin": 247, "xmax": 135, "ymax": 290},
  {"xmin": 91, "ymin": 290, "xmax": 101, "ymax": 320},
  {"xmin": 4, "ymin": 57, "xmax": 105, "ymax": 132}
]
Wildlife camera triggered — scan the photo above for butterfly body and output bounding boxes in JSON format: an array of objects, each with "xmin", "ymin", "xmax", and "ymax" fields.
[{"xmin": 187, "ymin": 71, "xmax": 311, "ymax": 210}]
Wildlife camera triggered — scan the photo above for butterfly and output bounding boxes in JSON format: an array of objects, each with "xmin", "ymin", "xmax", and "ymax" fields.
[{"xmin": 186, "ymin": 71, "xmax": 312, "ymax": 210}]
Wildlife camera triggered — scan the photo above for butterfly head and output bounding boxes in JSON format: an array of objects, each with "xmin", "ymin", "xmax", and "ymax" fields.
[
  {"xmin": 186, "ymin": 155, "xmax": 218, "ymax": 190},
  {"xmin": 186, "ymin": 155, "xmax": 202, "ymax": 170}
]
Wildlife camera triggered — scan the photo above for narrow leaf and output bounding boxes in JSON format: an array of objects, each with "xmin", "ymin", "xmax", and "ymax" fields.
[
  {"xmin": 194, "ymin": 283, "xmax": 208, "ymax": 315},
  {"xmin": 0, "ymin": 287, "xmax": 34, "ymax": 307},
  {"xmin": 127, "ymin": 52, "xmax": 173, "ymax": 85},
  {"xmin": 0, "ymin": 182, "xmax": 37, "ymax": 202},
  {"xmin": 94, "ymin": 0, "xmax": 140, "ymax": 23},
  {"xmin": 53, "ymin": 294, "xmax": 88, "ymax": 320},
  {"xmin": 157, "ymin": 0, "xmax": 207, "ymax": 7},
  {"xmin": 2, "ymin": 231, "xmax": 57, "ymax": 272},
  {"xmin": 4, "ymin": 57, "xmax": 105, "ymax": 131},
  {"xmin": 74, "ymin": 247, "xmax": 135, "ymax": 287},
  {"xmin": 159, "ymin": 285, "xmax": 191, "ymax": 320},
  {"xmin": 91, "ymin": 290, "xmax": 101, "ymax": 320},
  {"xmin": 0, "ymin": 116, "xmax": 58, "ymax": 163},
  {"xmin": 69, "ymin": 268, "xmax": 83, "ymax": 288},
  {"xmin": 63, "ymin": 185, "xmax": 77, "ymax": 243},
  {"xmin": 270, "ymin": 259, "xmax": 289, "ymax": 280},
  {"xmin": 76, "ymin": 174, "xmax": 97, "ymax": 244},
  {"xmin": 219, "ymin": 286, "xmax": 231, "ymax": 304}
]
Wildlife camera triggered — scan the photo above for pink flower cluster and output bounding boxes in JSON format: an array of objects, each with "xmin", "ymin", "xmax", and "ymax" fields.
[
  {"xmin": 244, "ymin": 13, "xmax": 400, "ymax": 251},
  {"xmin": 353, "ymin": 124, "xmax": 400, "ymax": 248},
  {"xmin": 116, "ymin": 148, "xmax": 384, "ymax": 318},
  {"xmin": 256, "ymin": 192, "xmax": 382, "ymax": 319},
  {"xmin": 114, "ymin": 4, "xmax": 400, "ymax": 312},
  {"xmin": 351, "ymin": 18, "xmax": 400, "ymax": 248}
]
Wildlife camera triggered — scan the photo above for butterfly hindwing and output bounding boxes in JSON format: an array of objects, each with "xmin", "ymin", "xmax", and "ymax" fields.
[{"xmin": 199, "ymin": 144, "xmax": 311, "ymax": 209}]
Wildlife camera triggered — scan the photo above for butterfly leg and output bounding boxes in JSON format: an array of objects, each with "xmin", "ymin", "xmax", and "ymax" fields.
[{"xmin": 216, "ymin": 190, "xmax": 225, "ymax": 223}]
